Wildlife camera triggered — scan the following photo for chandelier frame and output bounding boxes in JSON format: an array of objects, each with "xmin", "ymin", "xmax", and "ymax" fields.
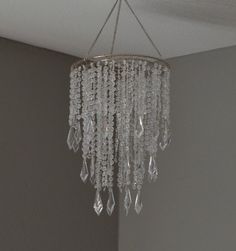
[
  {"xmin": 67, "ymin": 0, "xmax": 171, "ymax": 216},
  {"xmin": 71, "ymin": 55, "xmax": 170, "ymax": 71}
]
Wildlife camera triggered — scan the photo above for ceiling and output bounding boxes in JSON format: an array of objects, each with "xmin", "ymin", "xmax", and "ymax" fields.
[{"xmin": 0, "ymin": 0, "xmax": 236, "ymax": 58}]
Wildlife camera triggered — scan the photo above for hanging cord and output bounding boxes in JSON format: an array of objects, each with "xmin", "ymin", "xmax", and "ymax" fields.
[
  {"xmin": 110, "ymin": 0, "xmax": 122, "ymax": 54},
  {"xmin": 86, "ymin": 0, "xmax": 163, "ymax": 58},
  {"xmin": 87, "ymin": 0, "xmax": 119, "ymax": 57},
  {"xmin": 124, "ymin": 0, "xmax": 162, "ymax": 58}
]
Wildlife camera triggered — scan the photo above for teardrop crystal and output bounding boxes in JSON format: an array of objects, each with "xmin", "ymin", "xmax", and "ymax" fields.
[
  {"xmin": 72, "ymin": 126, "xmax": 81, "ymax": 153},
  {"xmin": 159, "ymin": 142, "xmax": 165, "ymax": 151},
  {"xmin": 72, "ymin": 140, "xmax": 80, "ymax": 153},
  {"xmin": 160, "ymin": 126, "xmax": 171, "ymax": 151},
  {"xmin": 90, "ymin": 157, "xmax": 95, "ymax": 185},
  {"xmin": 124, "ymin": 188, "xmax": 132, "ymax": 216},
  {"xmin": 80, "ymin": 158, "xmax": 89, "ymax": 183},
  {"xmin": 74, "ymin": 125, "xmax": 82, "ymax": 144},
  {"xmin": 94, "ymin": 191, "xmax": 103, "ymax": 216},
  {"xmin": 107, "ymin": 188, "xmax": 115, "ymax": 216},
  {"xmin": 135, "ymin": 116, "xmax": 144, "ymax": 138},
  {"xmin": 67, "ymin": 126, "xmax": 75, "ymax": 150},
  {"xmin": 148, "ymin": 155, "xmax": 158, "ymax": 182},
  {"xmin": 160, "ymin": 137, "xmax": 171, "ymax": 151},
  {"xmin": 135, "ymin": 190, "xmax": 143, "ymax": 214},
  {"xmin": 85, "ymin": 117, "xmax": 94, "ymax": 134}
]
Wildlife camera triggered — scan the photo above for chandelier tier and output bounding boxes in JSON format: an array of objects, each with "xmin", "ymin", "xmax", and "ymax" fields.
[{"xmin": 67, "ymin": 0, "xmax": 171, "ymax": 216}]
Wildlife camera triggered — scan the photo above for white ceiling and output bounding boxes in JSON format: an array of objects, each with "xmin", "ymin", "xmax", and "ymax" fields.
[{"xmin": 0, "ymin": 0, "xmax": 236, "ymax": 58}]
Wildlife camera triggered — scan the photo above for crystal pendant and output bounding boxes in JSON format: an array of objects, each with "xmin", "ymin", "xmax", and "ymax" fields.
[
  {"xmin": 160, "ymin": 122, "xmax": 171, "ymax": 151},
  {"xmin": 94, "ymin": 190, "xmax": 103, "ymax": 216},
  {"xmin": 74, "ymin": 125, "xmax": 82, "ymax": 144},
  {"xmin": 67, "ymin": 126, "xmax": 76, "ymax": 150},
  {"xmin": 85, "ymin": 117, "xmax": 93, "ymax": 134},
  {"xmin": 135, "ymin": 190, "xmax": 143, "ymax": 214},
  {"xmin": 80, "ymin": 158, "xmax": 89, "ymax": 183},
  {"xmin": 135, "ymin": 116, "xmax": 144, "ymax": 138},
  {"xmin": 72, "ymin": 126, "xmax": 81, "ymax": 153},
  {"xmin": 72, "ymin": 140, "xmax": 80, "ymax": 153},
  {"xmin": 90, "ymin": 157, "xmax": 95, "ymax": 185},
  {"xmin": 148, "ymin": 155, "xmax": 158, "ymax": 182},
  {"xmin": 159, "ymin": 137, "xmax": 171, "ymax": 151},
  {"xmin": 107, "ymin": 188, "xmax": 115, "ymax": 216},
  {"xmin": 124, "ymin": 188, "xmax": 132, "ymax": 216}
]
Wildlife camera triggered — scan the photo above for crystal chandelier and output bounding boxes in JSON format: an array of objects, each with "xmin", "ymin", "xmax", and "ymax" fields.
[{"xmin": 67, "ymin": 0, "xmax": 171, "ymax": 216}]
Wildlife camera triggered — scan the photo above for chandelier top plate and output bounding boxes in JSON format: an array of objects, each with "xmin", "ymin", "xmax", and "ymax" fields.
[{"xmin": 71, "ymin": 54, "xmax": 170, "ymax": 71}]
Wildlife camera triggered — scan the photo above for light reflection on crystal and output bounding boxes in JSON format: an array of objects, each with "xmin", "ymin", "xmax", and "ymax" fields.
[
  {"xmin": 135, "ymin": 116, "xmax": 144, "ymax": 138},
  {"xmin": 94, "ymin": 191, "xmax": 103, "ymax": 216},
  {"xmin": 148, "ymin": 155, "xmax": 158, "ymax": 182},
  {"xmin": 135, "ymin": 190, "xmax": 143, "ymax": 214}
]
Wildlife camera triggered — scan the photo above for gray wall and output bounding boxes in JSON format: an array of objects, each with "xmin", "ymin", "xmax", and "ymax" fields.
[
  {"xmin": 1, "ymin": 36, "xmax": 236, "ymax": 251},
  {"xmin": 0, "ymin": 38, "xmax": 118, "ymax": 251},
  {"xmin": 119, "ymin": 46, "xmax": 236, "ymax": 251}
]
